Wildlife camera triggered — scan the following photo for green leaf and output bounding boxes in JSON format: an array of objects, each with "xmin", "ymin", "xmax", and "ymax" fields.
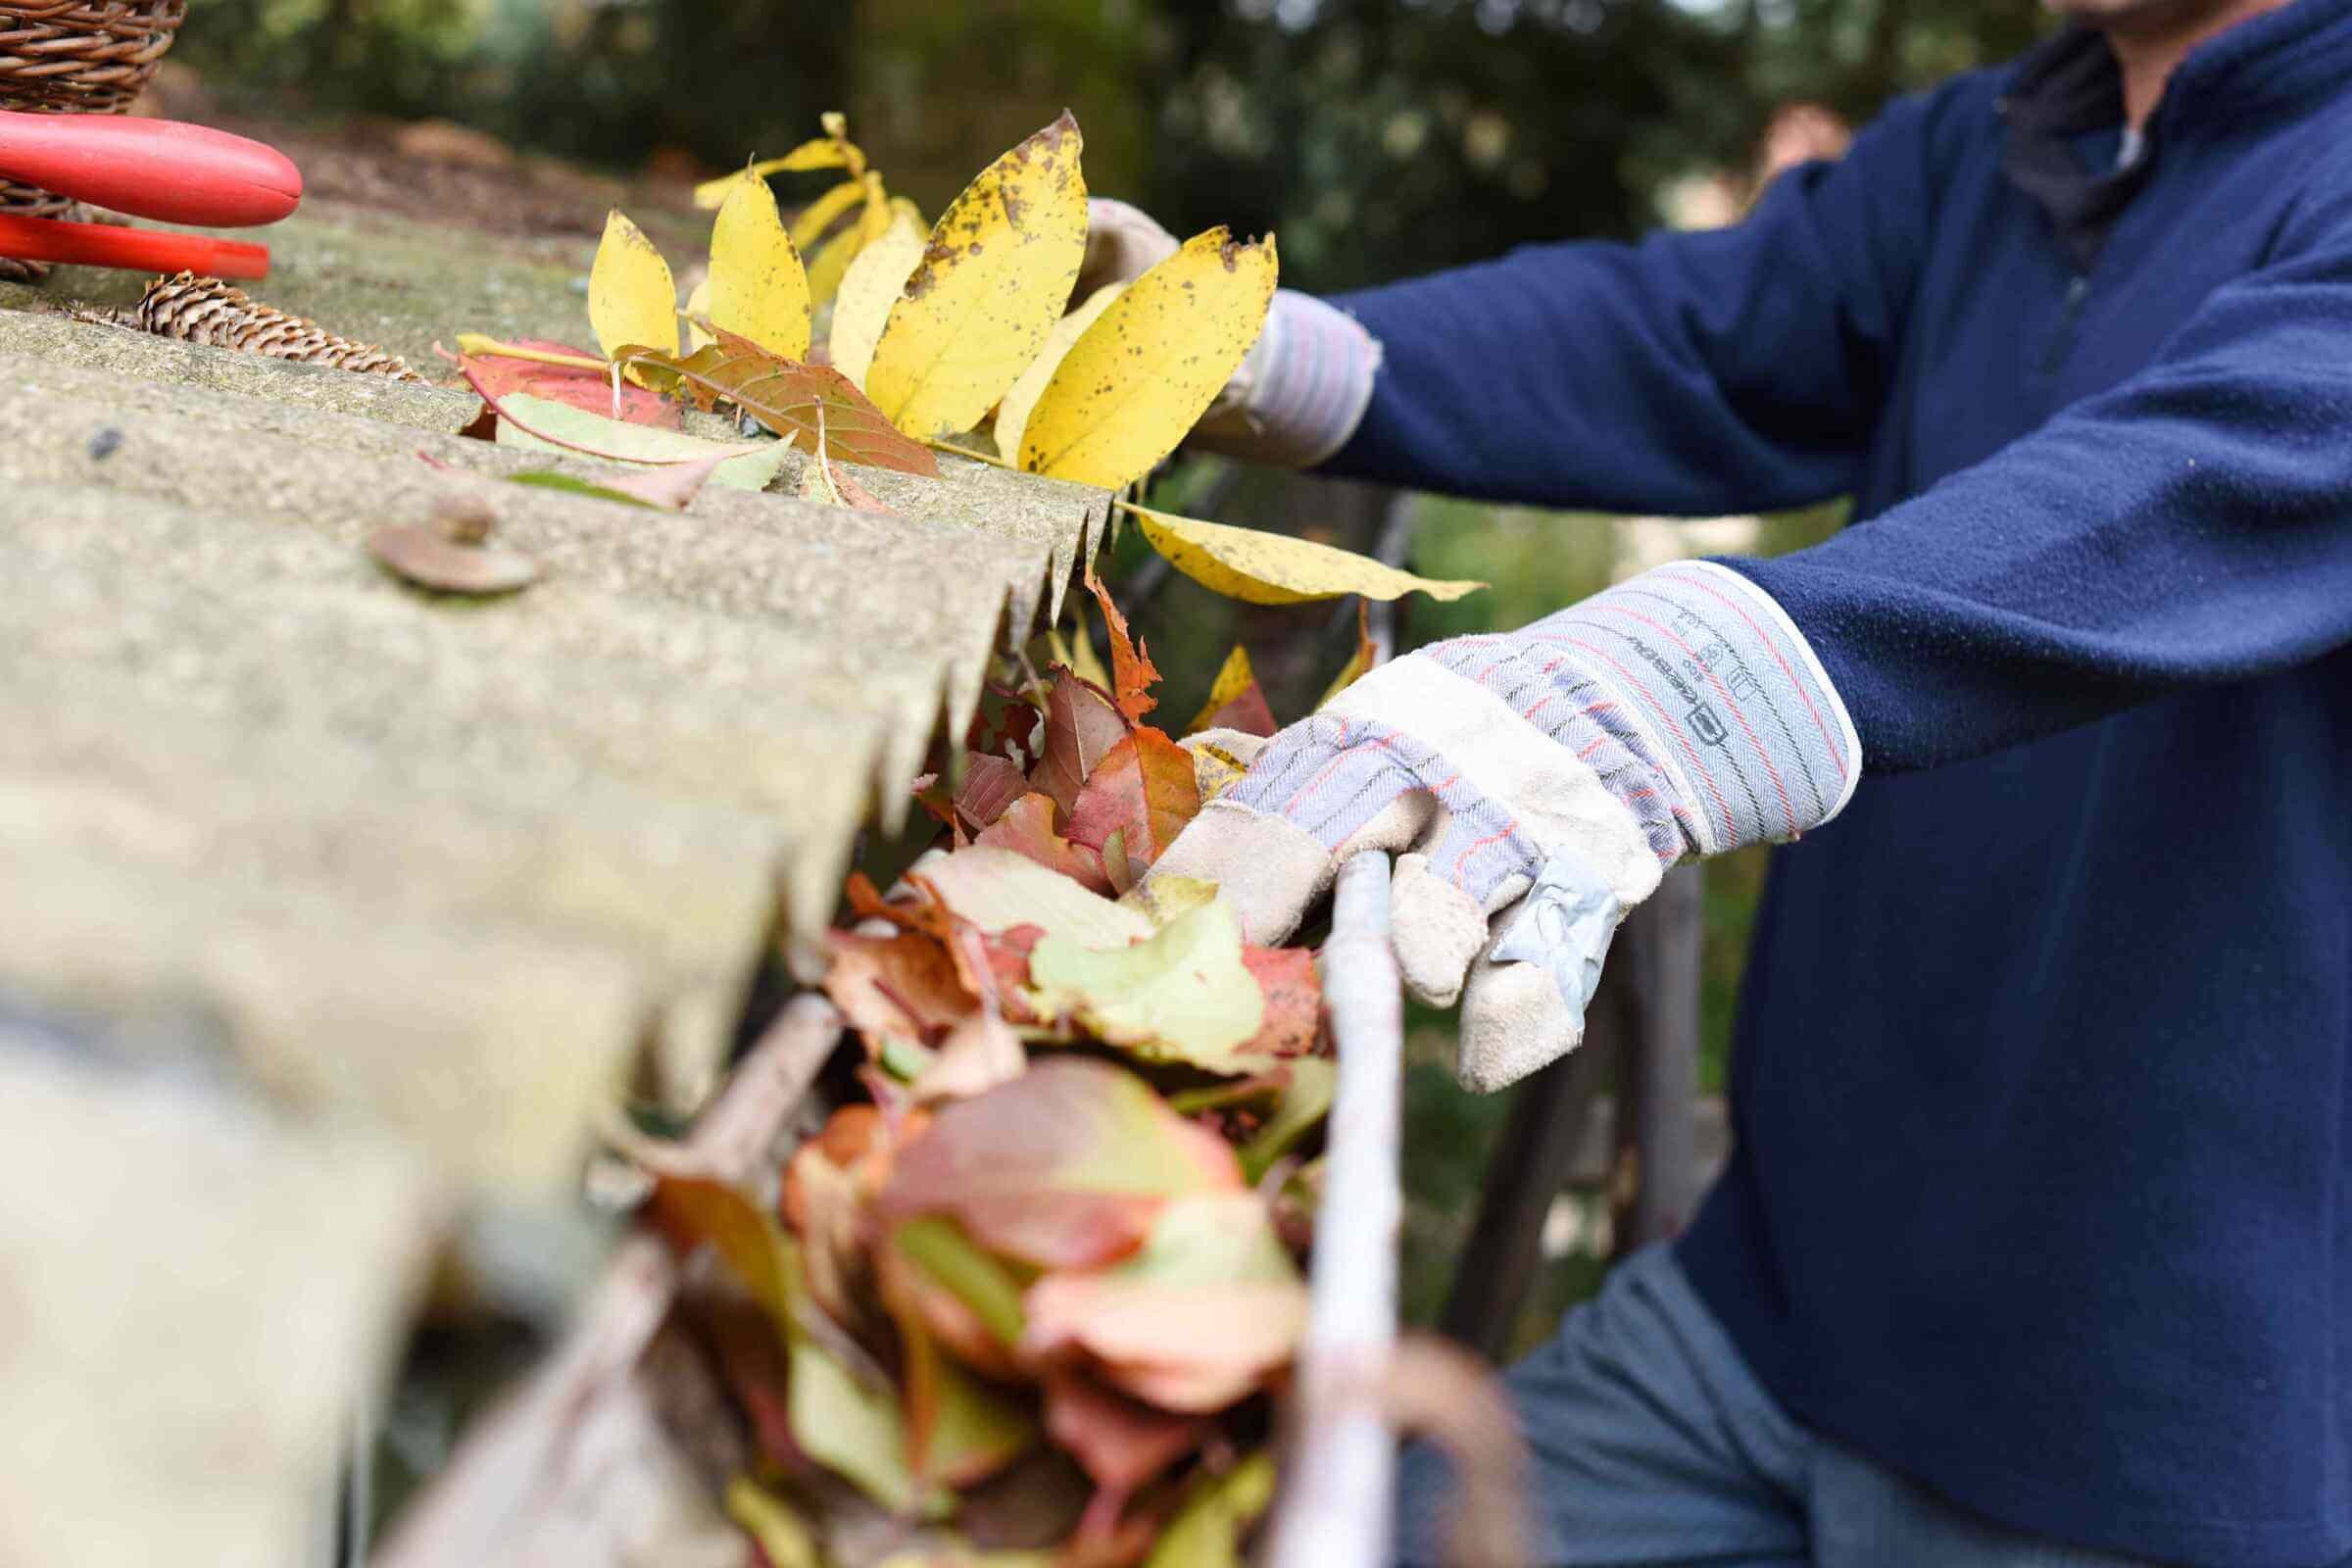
[
  {"xmin": 893, "ymin": 1215, "xmax": 1029, "ymax": 1349},
  {"xmin": 1028, "ymin": 900, "xmax": 1269, "ymax": 1074},
  {"xmin": 506, "ymin": 470, "xmax": 662, "ymax": 509},
  {"xmin": 906, "ymin": 845, "xmax": 1154, "ymax": 950},
  {"xmin": 487, "ymin": 391, "xmax": 792, "ymax": 491},
  {"xmin": 1144, "ymin": 1453, "xmax": 1279, "ymax": 1568},
  {"xmin": 789, "ymin": 1332, "xmax": 939, "ymax": 1515},
  {"xmin": 1239, "ymin": 1058, "xmax": 1335, "ymax": 1182}
]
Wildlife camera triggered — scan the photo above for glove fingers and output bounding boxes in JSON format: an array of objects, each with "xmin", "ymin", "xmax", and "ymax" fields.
[
  {"xmin": 1144, "ymin": 798, "xmax": 1332, "ymax": 947},
  {"xmin": 1453, "ymin": 892, "xmax": 1622, "ymax": 1094},
  {"xmin": 1390, "ymin": 854, "xmax": 1485, "ymax": 1008}
]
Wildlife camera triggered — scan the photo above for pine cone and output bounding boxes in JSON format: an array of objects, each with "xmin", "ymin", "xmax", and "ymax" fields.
[{"xmin": 129, "ymin": 271, "xmax": 425, "ymax": 382}]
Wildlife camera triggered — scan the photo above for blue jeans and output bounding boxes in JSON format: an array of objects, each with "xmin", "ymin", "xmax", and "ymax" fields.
[{"xmin": 1396, "ymin": 1246, "xmax": 2155, "ymax": 1567}]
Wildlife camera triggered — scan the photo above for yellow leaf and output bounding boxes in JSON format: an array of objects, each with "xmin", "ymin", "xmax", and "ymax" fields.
[
  {"xmin": 588, "ymin": 209, "xmax": 678, "ymax": 362},
  {"xmin": 723, "ymin": 1477, "xmax": 821, "ymax": 1568},
  {"xmin": 865, "ymin": 113, "xmax": 1090, "ymax": 440},
  {"xmin": 1186, "ymin": 644, "xmax": 1259, "ymax": 734},
  {"xmin": 805, "ymin": 173, "xmax": 888, "ymax": 306},
  {"xmin": 1127, "ymin": 504, "xmax": 1488, "ymax": 606},
  {"xmin": 789, "ymin": 177, "xmax": 867, "ymax": 254},
  {"xmin": 829, "ymin": 205, "xmax": 927, "ymax": 390},
  {"xmin": 708, "ymin": 173, "xmax": 810, "ymax": 360},
  {"xmin": 1320, "ymin": 600, "xmax": 1378, "ymax": 708},
  {"xmin": 1020, "ymin": 228, "xmax": 1278, "ymax": 489},
  {"xmin": 993, "ymin": 282, "xmax": 1125, "ymax": 475},
  {"xmin": 691, "ymin": 139, "xmax": 847, "ymax": 210},
  {"xmin": 682, "ymin": 276, "xmax": 713, "ymax": 352}
]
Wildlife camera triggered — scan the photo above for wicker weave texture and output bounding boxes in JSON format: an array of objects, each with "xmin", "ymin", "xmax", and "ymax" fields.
[
  {"xmin": 0, "ymin": 1, "xmax": 185, "ymax": 273},
  {"xmin": 0, "ymin": 1, "xmax": 184, "ymax": 114}
]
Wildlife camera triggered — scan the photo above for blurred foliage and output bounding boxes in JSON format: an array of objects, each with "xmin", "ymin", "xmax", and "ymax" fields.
[{"xmin": 178, "ymin": 2, "xmax": 2047, "ymax": 287}]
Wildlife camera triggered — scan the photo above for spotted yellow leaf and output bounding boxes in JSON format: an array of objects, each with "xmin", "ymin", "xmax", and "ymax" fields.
[
  {"xmin": 865, "ymin": 113, "xmax": 1089, "ymax": 440},
  {"xmin": 683, "ymin": 276, "xmax": 713, "ymax": 352},
  {"xmin": 707, "ymin": 173, "xmax": 810, "ymax": 360},
  {"xmin": 993, "ymin": 282, "xmax": 1124, "ymax": 476},
  {"xmin": 829, "ymin": 204, "xmax": 927, "ymax": 390},
  {"xmin": 1020, "ymin": 228, "xmax": 1277, "ymax": 489},
  {"xmin": 1126, "ymin": 503, "xmax": 1488, "ymax": 606},
  {"xmin": 588, "ymin": 209, "xmax": 677, "ymax": 362}
]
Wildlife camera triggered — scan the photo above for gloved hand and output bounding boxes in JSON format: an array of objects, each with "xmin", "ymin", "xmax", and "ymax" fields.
[
  {"xmin": 1151, "ymin": 561, "xmax": 1860, "ymax": 1091},
  {"xmin": 1078, "ymin": 197, "xmax": 1382, "ymax": 468}
]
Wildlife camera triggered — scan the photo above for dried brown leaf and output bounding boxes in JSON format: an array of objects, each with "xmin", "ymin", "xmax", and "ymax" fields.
[{"xmin": 621, "ymin": 326, "xmax": 941, "ymax": 476}]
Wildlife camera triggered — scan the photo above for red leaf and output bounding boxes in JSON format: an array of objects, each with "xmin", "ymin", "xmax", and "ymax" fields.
[
  {"xmin": 955, "ymin": 752, "xmax": 1031, "ymax": 831},
  {"xmin": 455, "ymin": 338, "xmax": 681, "ymax": 428},
  {"xmin": 1064, "ymin": 729, "xmax": 1201, "ymax": 883},
  {"xmin": 975, "ymin": 793, "xmax": 1114, "ymax": 895},
  {"xmin": 1045, "ymin": 1371, "xmax": 1208, "ymax": 1495},
  {"xmin": 620, "ymin": 326, "xmax": 941, "ymax": 477},
  {"xmin": 1033, "ymin": 668, "xmax": 1132, "ymax": 817},
  {"xmin": 1240, "ymin": 946, "xmax": 1323, "ymax": 1057},
  {"xmin": 1084, "ymin": 566, "xmax": 1160, "ymax": 723},
  {"xmin": 1202, "ymin": 682, "xmax": 1278, "ymax": 737},
  {"xmin": 877, "ymin": 1058, "xmax": 1241, "ymax": 1271}
]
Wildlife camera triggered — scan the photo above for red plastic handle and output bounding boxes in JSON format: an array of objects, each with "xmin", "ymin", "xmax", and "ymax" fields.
[
  {"xmin": 0, "ymin": 213, "xmax": 270, "ymax": 278},
  {"xmin": 0, "ymin": 110, "xmax": 300, "ymax": 227}
]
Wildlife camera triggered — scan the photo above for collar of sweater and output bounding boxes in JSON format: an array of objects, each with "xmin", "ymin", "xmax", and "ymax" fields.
[{"xmin": 2012, "ymin": 0, "xmax": 2352, "ymax": 139}]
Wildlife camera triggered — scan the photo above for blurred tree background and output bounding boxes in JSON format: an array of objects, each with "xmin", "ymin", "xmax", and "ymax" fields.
[{"xmin": 176, "ymin": 0, "xmax": 2048, "ymax": 1348}]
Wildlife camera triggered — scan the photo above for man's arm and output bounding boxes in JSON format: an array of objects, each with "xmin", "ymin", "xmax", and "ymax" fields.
[
  {"xmin": 1319, "ymin": 90, "xmax": 1946, "ymax": 513},
  {"xmin": 1730, "ymin": 174, "xmax": 2352, "ymax": 770}
]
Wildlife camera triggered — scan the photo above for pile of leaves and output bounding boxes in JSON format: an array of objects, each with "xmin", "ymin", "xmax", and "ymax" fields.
[
  {"xmin": 420, "ymin": 108, "xmax": 1493, "ymax": 1565},
  {"xmin": 435, "ymin": 108, "xmax": 1486, "ymax": 611},
  {"xmin": 644, "ymin": 578, "xmax": 1358, "ymax": 1568}
]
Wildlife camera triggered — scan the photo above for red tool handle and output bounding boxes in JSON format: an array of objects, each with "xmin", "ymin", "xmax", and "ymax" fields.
[
  {"xmin": 0, "ymin": 214, "xmax": 270, "ymax": 278},
  {"xmin": 0, "ymin": 110, "xmax": 300, "ymax": 227}
]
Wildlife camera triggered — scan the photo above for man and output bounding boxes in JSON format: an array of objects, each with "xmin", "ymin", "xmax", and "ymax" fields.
[{"xmin": 1103, "ymin": 0, "xmax": 2352, "ymax": 1562}]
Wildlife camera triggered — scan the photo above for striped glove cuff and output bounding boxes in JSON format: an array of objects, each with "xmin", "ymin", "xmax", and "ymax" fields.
[
  {"xmin": 1436, "ymin": 560, "xmax": 1860, "ymax": 857},
  {"xmin": 1195, "ymin": 289, "xmax": 1382, "ymax": 469}
]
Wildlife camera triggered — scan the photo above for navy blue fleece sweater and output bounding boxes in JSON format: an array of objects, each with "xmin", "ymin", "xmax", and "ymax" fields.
[{"xmin": 1327, "ymin": 7, "xmax": 2352, "ymax": 1564}]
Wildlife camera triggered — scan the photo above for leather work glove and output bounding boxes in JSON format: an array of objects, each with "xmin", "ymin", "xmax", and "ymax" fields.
[
  {"xmin": 1079, "ymin": 197, "xmax": 1382, "ymax": 468},
  {"xmin": 1152, "ymin": 561, "xmax": 1860, "ymax": 1091}
]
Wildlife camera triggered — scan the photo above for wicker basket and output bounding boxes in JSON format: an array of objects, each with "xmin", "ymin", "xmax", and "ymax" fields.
[{"xmin": 0, "ymin": 1, "xmax": 186, "ymax": 277}]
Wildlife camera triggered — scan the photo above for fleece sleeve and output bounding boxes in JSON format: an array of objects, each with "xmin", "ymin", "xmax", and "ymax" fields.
[
  {"xmin": 1731, "ymin": 178, "xmax": 2352, "ymax": 770},
  {"xmin": 1320, "ymin": 91, "xmax": 1945, "ymax": 514}
]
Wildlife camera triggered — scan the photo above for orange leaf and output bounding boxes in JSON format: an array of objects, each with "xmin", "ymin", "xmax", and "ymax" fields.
[
  {"xmin": 1084, "ymin": 566, "xmax": 1160, "ymax": 723},
  {"xmin": 877, "ymin": 1058, "xmax": 1241, "ymax": 1271},
  {"xmin": 822, "ymin": 930, "xmax": 974, "ymax": 1047},
  {"xmin": 1064, "ymin": 728, "xmax": 1201, "ymax": 884},
  {"xmin": 975, "ymin": 792, "xmax": 1114, "ymax": 894}
]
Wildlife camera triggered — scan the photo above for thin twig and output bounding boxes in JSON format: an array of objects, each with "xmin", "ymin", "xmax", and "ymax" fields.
[{"xmin": 925, "ymin": 435, "xmax": 1018, "ymax": 470}]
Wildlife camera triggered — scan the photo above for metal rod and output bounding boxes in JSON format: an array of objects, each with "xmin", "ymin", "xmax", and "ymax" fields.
[
  {"xmin": 1617, "ymin": 863, "xmax": 1705, "ymax": 1251},
  {"xmin": 1261, "ymin": 851, "xmax": 1403, "ymax": 1568}
]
